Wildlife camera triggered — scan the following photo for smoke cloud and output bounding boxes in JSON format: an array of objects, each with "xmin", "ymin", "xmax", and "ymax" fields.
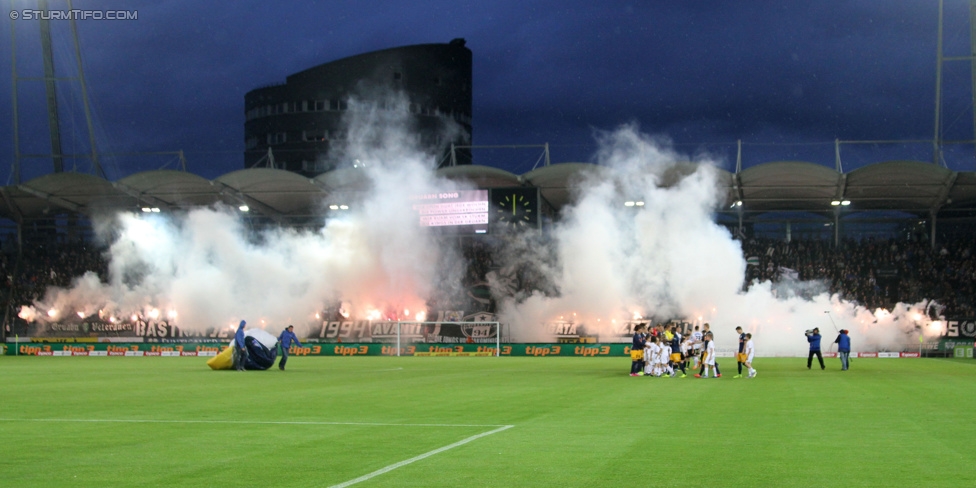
[
  {"xmin": 24, "ymin": 93, "xmax": 467, "ymax": 334},
  {"xmin": 491, "ymin": 124, "xmax": 942, "ymax": 355},
  {"xmin": 22, "ymin": 112, "xmax": 941, "ymax": 355}
]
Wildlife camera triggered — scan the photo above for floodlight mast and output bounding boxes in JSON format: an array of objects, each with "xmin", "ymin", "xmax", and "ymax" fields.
[
  {"xmin": 934, "ymin": 0, "xmax": 944, "ymax": 165},
  {"xmin": 10, "ymin": 0, "xmax": 105, "ymax": 180},
  {"xmin": 933, "ymin": 0, "xmax": 976, "ymax": 165}
]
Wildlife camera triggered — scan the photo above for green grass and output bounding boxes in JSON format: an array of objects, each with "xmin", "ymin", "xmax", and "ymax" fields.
[{"xmin": 0, "ymin": 356, "xmax": 974, "ymax": 487}]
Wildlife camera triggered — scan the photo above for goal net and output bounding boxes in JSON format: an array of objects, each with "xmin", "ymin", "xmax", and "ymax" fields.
[{"xmin": 388, "ymin": 321, "xmax": 502, "ymax": 355}]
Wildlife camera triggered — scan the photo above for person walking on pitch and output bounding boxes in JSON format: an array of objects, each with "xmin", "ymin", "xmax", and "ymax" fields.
[
  {"xmin": 700, "ymin": 332, "xmax": 718, "ymax": 378},
  {"xmin": 834, "ymin": 329, "xmax": 851, "ymax": 371},
  {"xmin": 734, "ymin": 326, "xmax": 747, "ymax": 378},
  {"xmin": 232, "ymin": 320, "xmax": 248, "ymax": 371},
  {"xmin": 277, "ymin": 325, "xmax": 303, "ymax": 371},
  {"xmin": 743, "ymin": 333, "xmax": 756, "ymax": 378}
]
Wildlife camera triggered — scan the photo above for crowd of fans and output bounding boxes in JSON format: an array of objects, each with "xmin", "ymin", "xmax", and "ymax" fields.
[
  {"xmin": 741, "ymin": 236, "xmax": 975, "ymax": 317},
  {"xmin": 457, "ymin": 233, "xmax": 976, "ymax": 318},
  {"xmin": 0, "ymin": 243, "xmax": 108, "ymax": 331},
  {"xmin": 0, "ymin": 242, "xmax": 109, "ymax": 335},
  {"xmin": 2, "ymin": 232, "xmax": 974, "ymax": 337}
]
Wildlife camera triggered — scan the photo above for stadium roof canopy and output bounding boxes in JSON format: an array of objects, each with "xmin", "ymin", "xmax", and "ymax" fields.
[{"xmin": 0, "ymin": 160, "xmax": 974, "ymax": 224}]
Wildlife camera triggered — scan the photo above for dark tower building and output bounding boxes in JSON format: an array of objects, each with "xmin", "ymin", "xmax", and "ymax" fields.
[{"xmin": 244, "ymin": 39, "xmax": 472, "ymax": 175}]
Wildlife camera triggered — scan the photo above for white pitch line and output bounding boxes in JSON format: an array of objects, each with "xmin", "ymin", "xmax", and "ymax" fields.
[
  {"xmin": 329, "ymin": 424, "xmax": 514, "ymax": 488},
  {"xmin": 0, "ymin": 418, "xmax": 510, "ymax": 428}
]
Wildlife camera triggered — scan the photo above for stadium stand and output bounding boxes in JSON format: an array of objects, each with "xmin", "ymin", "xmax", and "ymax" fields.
[
  {"xmin": 741, "ymin": 237, "xmax": 975, "ymax": 317},
  {"xmin": 1, "ymin": 160, "xmax": 974, "ymax": 338},
  {"xmin": 2, "ymin": 234, "xmax": 972, "ymax": 338}
]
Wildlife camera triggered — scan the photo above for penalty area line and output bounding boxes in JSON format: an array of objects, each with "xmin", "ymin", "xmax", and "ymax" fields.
[
  {"xmin": 329, "ymin": 424, "xmax": 514, "ymax": 488},
  {"xmin": 0, "ymin": 418, "xmax": 510, "ymax": 428}
]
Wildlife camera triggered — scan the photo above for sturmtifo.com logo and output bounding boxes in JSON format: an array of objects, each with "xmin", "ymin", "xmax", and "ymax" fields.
[{"xmin": 10, "ymin": 9, "xmax": 138, "ymax": 21}]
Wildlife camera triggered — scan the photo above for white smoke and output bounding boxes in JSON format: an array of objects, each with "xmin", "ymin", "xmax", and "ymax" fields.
[
  {"xmin": 23, "ymin": 93, "xmax": 467, "ymax": 334},
  {"xmin": 20, "ymin": 112, "xmax": 943, "ymax": 355},
  {"xmin": 493, "ymin": 124, "xmax": 942, "ymax": 355}
]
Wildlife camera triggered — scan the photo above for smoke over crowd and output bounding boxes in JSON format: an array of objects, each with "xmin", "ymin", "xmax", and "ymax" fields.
[
  {"xmin": 21, "ymin": 95, "xmax": 467, "ymax": 335},
  {"xmin": 492, "ymin": 126, "xmax": 943, "ymax": 353},
  {"xmin": 20, "ymin": 101, "xmax": 943, "ymax": 355}
]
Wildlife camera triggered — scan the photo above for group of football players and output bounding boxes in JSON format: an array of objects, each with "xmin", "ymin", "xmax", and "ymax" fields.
[{"xmin": 629, "ymin": 322, "xmax": 755, "ymax": 378}]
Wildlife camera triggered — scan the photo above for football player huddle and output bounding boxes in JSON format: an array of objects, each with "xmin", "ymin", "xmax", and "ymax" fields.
[{"xmin": 630, "ymin": 323, "xmax": 756, "ymax": 379}]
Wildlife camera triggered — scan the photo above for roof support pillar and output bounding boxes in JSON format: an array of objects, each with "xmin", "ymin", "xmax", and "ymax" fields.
[
  {"xmin": 834, "ymin": 139, "xmax": 843, "ymax": 172},
  {"xmin": 737, "ymin": 205, "xmax": 744, "ymax": 239},
  {"xmin": 735, "ymin": 139, "xmax": 742, "ymax": 173},
  {"xmin": 833, "ymin": 208, "xmax": 840, "ymax": 248}
]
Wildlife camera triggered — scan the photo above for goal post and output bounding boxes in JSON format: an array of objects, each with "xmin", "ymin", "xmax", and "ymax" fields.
[{"xmin": 392, "ymin": 321, "xmax": 502, "ymax": 357}]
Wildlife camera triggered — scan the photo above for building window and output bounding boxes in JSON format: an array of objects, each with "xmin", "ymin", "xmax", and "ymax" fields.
[
  {"xmin": 433, "ymin": 77, "xmax": 441, "ymax": 86},
  {"xmin": 245, "ymin": 137, "xmax": 259, "ymax": 149},
  {"xmin": 315, "ymin": 100, "xmax": 326, "ymax": 111},
  {"xmin": 268, "ymin": 132, "xmax": 286, "ymax": 145},
  {"xmin": 302, "ymin": 159, "xmax": 328, "ymax": 173},
  {"xmin": 393, "ymin": 71, "xmax": 402, "ymax": 81},
  {"xmin": 303, "ymin": 130, "xmax": 328, "ymax": 142}
]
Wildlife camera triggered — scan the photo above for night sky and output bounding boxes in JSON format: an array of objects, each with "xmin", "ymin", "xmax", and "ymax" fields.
[{"xmin": 1, "ymin": 0, "xmax": 974, "ymax": 183}]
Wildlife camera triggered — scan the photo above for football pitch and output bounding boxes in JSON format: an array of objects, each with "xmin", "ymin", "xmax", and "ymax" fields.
[{"xmin": 1, "ymin": 356, "xmax": 974, "ymax": 487}]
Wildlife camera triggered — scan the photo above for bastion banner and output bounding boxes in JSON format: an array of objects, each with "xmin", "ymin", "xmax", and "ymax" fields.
[
  {"xmin": 12, "ymin": 311, "xmax": 510, "ymax": 344},
  {"xmin": 14, "ymin": 318, "xmax": 230, "ymax": 343}
]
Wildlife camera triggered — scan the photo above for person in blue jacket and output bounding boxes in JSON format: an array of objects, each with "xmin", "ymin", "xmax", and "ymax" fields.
[
  {"xmin": 277, "ymin": 325, "xmax": 303, "ymax": 371},
  {"xmin": 834, "ymin": 329, "xmax": 851, "ymax": 370},
  {"xmin": 805, "ymin": 327, "xmax": 825, "ymax": 370},
  {"xmin": 233, "ymin": 320, "xmax": 248, "ymax": 371}
]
